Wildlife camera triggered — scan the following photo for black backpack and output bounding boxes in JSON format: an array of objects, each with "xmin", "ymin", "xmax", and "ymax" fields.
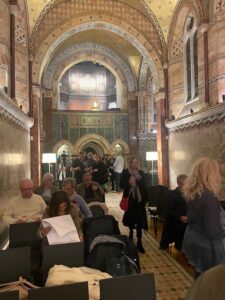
[
  {"xmin": 85, "ymin": 234, "xmax": 141, "ymax": 277},
  {"xmin": 83, "ymin": 215, "xmax": 120, "ymax": 256}
]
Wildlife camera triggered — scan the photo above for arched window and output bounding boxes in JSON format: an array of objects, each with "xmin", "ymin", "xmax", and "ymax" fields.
[{"xmin": 184, "ymin": 16, "xmax": 199, "ymax": 102}]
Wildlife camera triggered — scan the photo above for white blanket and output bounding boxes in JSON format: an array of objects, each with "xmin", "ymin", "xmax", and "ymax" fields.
[{"xmin": 45, "ymin": 265, "xmax": 111, "ymax": 300}]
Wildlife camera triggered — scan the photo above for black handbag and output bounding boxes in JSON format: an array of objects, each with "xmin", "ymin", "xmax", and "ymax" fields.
[{"xmin": 105, "ymin": 256, "xmax": 127, "ymax": 277}]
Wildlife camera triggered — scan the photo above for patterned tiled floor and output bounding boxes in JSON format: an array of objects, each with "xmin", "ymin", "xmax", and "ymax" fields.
[{"xmin": 106, "ymin": 192, "xmax": 193, "ymax": 300}]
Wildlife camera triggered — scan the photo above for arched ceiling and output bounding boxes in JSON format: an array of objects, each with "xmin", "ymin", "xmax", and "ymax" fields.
[{"xmin": 27, "ymin": 0, "xmax": 179, "ymax": 39}]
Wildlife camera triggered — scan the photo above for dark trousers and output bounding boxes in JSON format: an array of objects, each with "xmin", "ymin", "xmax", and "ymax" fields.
[
  {"xmin": 115, "ymin": 172, "xmax": 122, "ymax": 192},
  {"xmin": 110, "ymin": 171, "xmax": 115, "ymax": 190}
]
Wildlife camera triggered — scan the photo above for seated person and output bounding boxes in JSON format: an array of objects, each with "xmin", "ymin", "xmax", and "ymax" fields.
[
  {"xmin": 76, "ymin": 172, "xmax": 105, "ymax": 204},
  {"xmin": 35, "ymin": 173, "xmax": 58, "ymax": 205},
  {"xmin": 63, "ymin": 177, "xmax": 92, "ymax": 218},
  {"xmin": 38, "ymin": 191, "xmax": 82, "ymax": 241},
  {"xmin": 185, "ymin": 264, "xmax": 225, "ymax": 300},
  {"xmin": 160, "ymin": 174, "xmax": 187, "ymax": 250},
  {"xmin": 3, "ymin": 178, "xmax": 47, "ymax": 226}
]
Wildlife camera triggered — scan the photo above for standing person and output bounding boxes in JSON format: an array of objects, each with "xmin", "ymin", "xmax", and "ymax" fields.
[
  {"xmin": 107, "ymin": 155, "xmax": 115, "ymax": 191},
  {"xmin": 61, "ymin": 150, "xmax": 67, "ymax": 166},
  {"xmin": 120, "ymin": 156, "xmax": 147, "ymax": 253},
  {"xmin": 113, "ymin": 152, "xmax": 124, "ymax": 192},
  {"xmin": 70, "ymin": 152, "xmax": 85, "ymax": 185},
  {"xmin": 160, "ymin": 174, "xmax": 187, "ymax": 251},
  {"xmin": 57, "ymin": 157, "xmax": 66, "ymax": 189},
  {"xmin": 92, "ymin": 154, "xmax": 108, "ymax": 189},
  {"xmin": 182, "ymin": 157, "xmax": 225, "ymax": 278}
]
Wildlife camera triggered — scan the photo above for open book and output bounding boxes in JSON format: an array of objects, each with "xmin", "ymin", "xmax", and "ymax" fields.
[{"xmin": 42, "ymin": 215, "xmax": 80, "ymax": 245}]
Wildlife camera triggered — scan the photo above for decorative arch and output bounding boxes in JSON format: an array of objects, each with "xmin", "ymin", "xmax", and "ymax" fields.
[
  {"xmin": 52, "ymin": 139, "xmax": 74, "ymax": 154},
  {"xmin": 42, "ymin": 43, "xmax": 137, "ymax": 92},
  {"xmin": 32, "ymin": 18, "xmax": 164, "ymax": 92},
  {"xmin": 73, "ymin": 134, "xmax": 113, "ymax": 155},
  {"xmin": 110, "ymin": 139, "xmax": 129, "ymax": 155},
  {"xmin": 48, "ymin": 51, "xmax": 130, "ymax": 109}
]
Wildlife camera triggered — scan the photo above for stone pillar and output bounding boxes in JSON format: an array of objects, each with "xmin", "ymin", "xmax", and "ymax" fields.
[
  {"xmin": 28, "ymin": 55, "xmax": 33, "ymax": 117},
  {"xmin": 0, "ymin": 0, "xmax": 10, "ymax": 91},
  {"xmin": 156, "ymin": 91, "xmax": 169, "ymax": 186},
  {"xmin": 128, "ymin": 92, "xmax": 139, "ymax": 156},
  {"xmin": 137, "ymin": 90, "xmax": 146, "ymax": 133},
  {"xmin": 9, "ymin": 0, "xmax": 18, "ymax": 100},
  {"xmin": 42, "ymin": 90, "xmax": 53, "ymax": 152},
  {"xmin": 198, "ymin": 23, "xmax": 209, "ymax": 106},
  {"xmin": 30, "ymin": 85, "xmax": 41, "ymax": 188}
]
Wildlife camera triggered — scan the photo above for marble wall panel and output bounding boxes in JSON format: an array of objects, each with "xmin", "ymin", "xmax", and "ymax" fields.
[
  {"xmin": 0, "ymin": 117, "xmax": 30, "ymax": 231},
  {"xmin": 168, "ymin": 122, "xmax": 225, "ymax": 192}
]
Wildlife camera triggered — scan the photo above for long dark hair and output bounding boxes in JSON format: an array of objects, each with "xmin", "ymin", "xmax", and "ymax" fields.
[{"xmin": 48, "ymin": 191, "xmax": 71, "ymax": 217}]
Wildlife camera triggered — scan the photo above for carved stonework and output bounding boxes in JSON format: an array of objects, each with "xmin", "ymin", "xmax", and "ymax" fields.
[
  {"xmin": 42, "ymin": 43, "xmax": 136, "ymax": 92},
  {"xmin": 0, "ymin": 89, "xmax": 33, "ymax": 131},
  {"xmin": 166, "ymin": 103, "xmax": 225, "ymax": 132},
  {"xmin": 139, "ymin": 58, "xmax": 149, "ymax": 91},
  {"xmin": 171, "ymin": 33, "xmax": 183, "ymax": 61},
  {"xmin": 15, "ymin": 21, "xmax": 26, "ymax": 48},
  {"xmin": 215, "ymin": 0, "xmax": 225, "ymax": 19}
]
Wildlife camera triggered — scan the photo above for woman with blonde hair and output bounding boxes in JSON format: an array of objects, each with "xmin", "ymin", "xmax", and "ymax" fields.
[
  {"xmin": 182, "ymin": 157, "xmax": 225, "ymax": 278},
  {"xmin": 120, "ymin": 156, "xmax": 147, "ymax": 253}
]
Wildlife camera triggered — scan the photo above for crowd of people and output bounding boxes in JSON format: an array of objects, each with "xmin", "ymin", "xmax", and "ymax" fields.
[{"xmin": 2, "ymin": 154, "xmax": 225, "ymax": 297}]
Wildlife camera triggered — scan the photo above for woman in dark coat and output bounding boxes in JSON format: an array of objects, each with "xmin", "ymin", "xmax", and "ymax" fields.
[
  {"xmin": 182, "ymin": 157, "xmax": 225, "ymax": 278},
  {"xmin": 120, "ymin": 156, "xmax": 147, "ymax": 253}
]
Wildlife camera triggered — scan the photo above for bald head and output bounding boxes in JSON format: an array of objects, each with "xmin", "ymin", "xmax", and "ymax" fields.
[{"xmin": 20, "ymin": 179, "xmax": 34, "ymax": 198}]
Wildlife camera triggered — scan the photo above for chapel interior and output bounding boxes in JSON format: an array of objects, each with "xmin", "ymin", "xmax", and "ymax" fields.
[{"xmin": 0, "ymin": 0, "xmax": 225, "ymax": 299}]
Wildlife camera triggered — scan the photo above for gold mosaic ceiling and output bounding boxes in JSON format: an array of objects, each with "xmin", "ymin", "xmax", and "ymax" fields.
[{"xmin": 27, "ymin": 0, "xmax": 179, "ymax": 38}]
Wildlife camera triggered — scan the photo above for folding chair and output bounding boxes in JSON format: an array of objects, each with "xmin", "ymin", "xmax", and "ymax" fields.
[
  {"xmin": 0, "ymin": 291, "xmax": 19, "ymax": 300},
  {"xmin": 9, "ymin": 222, "xmax": 42, "ymax": 277},
  {"xmin": 41, "ymin": 242, "xmax": 84, "ymax": 285},
  {"xmin": 0, "ymin": 247, "xmax": 31, "ymax": 283},
  {"xmin": 100, "ymin": 273, "xmax": 156, "ymax": 300},
  {"xmin": 28, "ymin": 282, "xmax": 88, "ymax": 300}
]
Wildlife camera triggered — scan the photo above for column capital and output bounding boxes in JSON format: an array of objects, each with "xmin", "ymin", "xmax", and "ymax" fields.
[
  {"xmin": 198, "ymin": 23, "xmax": 209, "ymax": 34},
  {"xmin": 127, "ymin": 92, "xmax": 136, "ymax": 101},
  {"xmin": 32, "ymin": 85, "xmax": 41, "ymax": 97},
  {"xmin": 155, "ymin": 90, "xmax": 165, "ymax": 102},
  {"xmin": 136, "ymin": 90, "xmax": 147, "ymax": 97},
  {"xmin": 10, "ymin": 0, "xmax": 19, "ymax": 16}
]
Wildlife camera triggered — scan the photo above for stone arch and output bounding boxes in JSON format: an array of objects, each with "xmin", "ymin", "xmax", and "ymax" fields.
[
  {"xmin": 110, "ymin": 139, "xmax": 129, "ymax": 155},
  {"xmin": 42, "ymin": 43, "xmax": 136, "ymax": 92},
  {"xmin": 48, "ymin": 51, "xmax": 129, "ymax": 110},
  {"xmin": 73, "ymin": 134, "xmax": 112, "ymax": 155},
  {"xmin": 52, "ymin": 140, "xmax": 74, "ymax": 154},
  {"xmin": 32, "ymin": 18, "xmax": 164, "ymax": 92}
]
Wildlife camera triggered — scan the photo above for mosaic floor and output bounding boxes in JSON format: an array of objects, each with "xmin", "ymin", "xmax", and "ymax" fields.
[{"xmin": 106, "ymin": 192, "xmax": 193, "ymax": 300}]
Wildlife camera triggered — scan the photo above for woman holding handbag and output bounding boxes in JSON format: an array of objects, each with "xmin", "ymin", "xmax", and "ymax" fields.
[{"xmin": 120, "ymin": 156, "xmax": 148, "ymax": 253}]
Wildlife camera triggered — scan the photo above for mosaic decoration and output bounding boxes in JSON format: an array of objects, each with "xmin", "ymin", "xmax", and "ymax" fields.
[
  {"xmin": 38, "ymin": 22, "xmax": 160, "ymax": 91},
  {"xmin": 15, "ymin": 21, "xmax": 26, "ymax": 48},
  {"xmin": 139, "ymin": 57, "xmax": 149, "ymax": 91},
  {"xmin": 52, "ymin": 111, "xmax": 129, "ymax": 146},
  {"xmin": 170, "ymin": 33, "xmax": 183, "ymax": 61},
  {"xmin": 42, "ymin": 43, "xmax": 136, "ymax": 92}
]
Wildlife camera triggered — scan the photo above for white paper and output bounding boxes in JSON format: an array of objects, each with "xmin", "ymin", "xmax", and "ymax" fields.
[{"xmin": 42, "ymin": 215, "xmax": 80, "ymax": 245}]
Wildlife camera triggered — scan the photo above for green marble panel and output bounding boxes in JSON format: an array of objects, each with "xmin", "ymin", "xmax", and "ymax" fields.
[
  {"xmin": 70, "ymin": 128, "xmax": 80, "ymax": 143},
  {"xmin": 61, "ymin": 114, "xmax": 69, "ymax": 140},
  {"xmin": 88, "ymin": 128, "xmax": 97, "ymax": 134},
  {"xmin": 80, "ymin": 128, "xmax": 88, "ymax": 137},
  {"xmin": 105, "ymin": 128, "xmax": 114, "ymax": 144},
  {"xmin": 52, "ymin": 114, "xmax": 60, "ymax": 145},
  {"xmin": 97, "ymin": 127, "xmax": 105, "ymax": 137}
]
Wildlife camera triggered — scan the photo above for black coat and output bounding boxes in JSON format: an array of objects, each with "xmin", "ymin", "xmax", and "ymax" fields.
[
  {"xmin": 120, "ymin": 169, "xmax": 148, "ymax": 230},
  {"xmin": 92, "ymin": 161, "xmax": 108, "ymax": 185},
  {"xmin": 160, "ymin": 187, "xmax": 187, "ymax": 250}
]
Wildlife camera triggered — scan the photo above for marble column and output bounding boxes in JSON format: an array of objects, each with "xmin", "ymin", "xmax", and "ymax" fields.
[
  {"xmin": 128, "ymin": 92, "xmax": 139, "ymax": 156},
  {"xmin": 28, "ymin": 55, "xmax": 33, "ymax": 117},
  {"xmin": 156, "ymin": 91, "xmax": 169, "ymax": 186},
  {"xmin": 30, "ymin": 85, "xmax": 41, "ymax": 188},
  {"xmin": 9, "ymin": 0, "xmax": 18, "ymax": 100},
  {"xmin": 137, "ymin": 90, "xmax": 146, "ymax": 133},
  {"xmin": 42, "ymin": 90, "xmax": 53, "ymax": 152},
  {"xmin": 199, "ymin": 23, "xmax": 209, "ymax": 105}
]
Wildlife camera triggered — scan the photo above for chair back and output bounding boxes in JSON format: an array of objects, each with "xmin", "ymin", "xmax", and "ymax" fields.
[
  {"xmin": 41, "ymin": 242, "xmax": 84, "ymax": 284},
  {"xmin": 100, "ymin": 273, "xmax": 156, "ymax": 300},
  {"xmin": 28, "ymin": 282, "xmax": 88, "ymax": 300},
  {"xmin": 89, "ymin": 205, "xmax": 105, "ymax": 217},
  {"xmin": 0, "ymin": 291, "xmax": 19, "ymax": 300},
  {"xmin": 0, "ymin": 247, "xmax": 31, "ymax": 283},
  {"xmin": 147, "ymin": 185, "xmax": 170, "ymax": 219},
  {"xmin": 9, "ymin": 222, "xmax": 41, "ymax": 250}
]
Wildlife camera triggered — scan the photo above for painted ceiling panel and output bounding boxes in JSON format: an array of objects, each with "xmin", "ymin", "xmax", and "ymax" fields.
[{"xmin": 27, "ymin": 0, "xmax": 179, "ymax": 38}]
